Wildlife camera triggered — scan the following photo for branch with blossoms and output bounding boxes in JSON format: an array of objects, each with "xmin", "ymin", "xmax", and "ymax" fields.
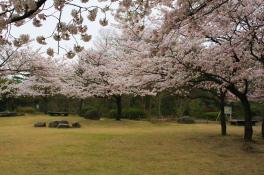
[{"xmin": 0, "ymin": 0, "xmax": 113, "ymax": 58}]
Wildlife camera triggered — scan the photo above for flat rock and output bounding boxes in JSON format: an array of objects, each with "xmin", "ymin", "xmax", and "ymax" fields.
[
  {"xmin": 72, "ymin": 122, "xmax": 81, "ymax": 128},
  {"xmin": 48, "ymin": 120, "xmax": 69, "ymax": 128},
  {"xmin": 48, "ymin": 121, "xmax": 59, "ymax": 128},
  {"xmin": 59, "ymin": 120, "xmax": 69, "ymax": 124},
  {"xmin": 57, "ymin": 123, "xmax": 70, "ymax": 128},
  {"xmin": 34, "ymin": 122, "xmax": 46, "ymax": 127}
]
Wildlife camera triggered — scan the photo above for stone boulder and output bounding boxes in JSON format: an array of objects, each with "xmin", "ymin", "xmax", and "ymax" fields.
[
  {"xmin": 57, "ymin": 123, "xmax": 70, "ymax": 128},
  {"xmin": 177, "ymin": 116, "xmax": 195, "ymax": 124},
  {"xmin": 48, "ymin": 121, "xmax": 59, "ymax": 128},
  {"xmin": 72, "ymin": 122, "xmax": 81, "ymax": 128},
  {"xmin": 48, "ymin": 120, "xmax": 69, "ymax": 128},
  {"xmin": 58, "ymin": 120, "xmax": 69, "ymax": 124},
  {"xmin": 34, "ymin": 122, "xmax": 46, "ymax": 127}
]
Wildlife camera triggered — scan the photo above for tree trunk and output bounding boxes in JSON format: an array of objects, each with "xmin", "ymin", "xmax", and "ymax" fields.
[
  {"xmin": 227, "ymin": 84, "xmax": 253, "ymax": 142},
  {"xmin": 240, "ymin": 95, "xmax": 253, "ymax": 142},
  {"xmin": 115, "ymin": 95, "xmax": 122, "ymax": 121},
  {"xmin": 261, "ymin": 118, "xmax": 264, "ymax": 139},
  {"xmin": 219, "ymin": 92, "xmax": 227, "ymax": 136}
]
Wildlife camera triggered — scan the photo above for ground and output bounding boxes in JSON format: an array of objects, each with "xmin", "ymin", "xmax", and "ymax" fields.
[{"xmin": 0, "ymin": 115, "xmax": 264, "ymax": 175}]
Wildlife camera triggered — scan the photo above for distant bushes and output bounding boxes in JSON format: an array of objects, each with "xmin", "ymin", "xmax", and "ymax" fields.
[
  {"xmin": 177, "ymin": 116, "xmax": 195, "ymax": 124},
  {"xmin": 16, "ymin": 107, "xmax": 37, "ymax": 114},
  {"xmin": 110, "ymin": 108, "xmax": 146, "ymax": 120},
  {"xmin": 80, "ymin": 107, "xmax": 101, "ymax": 120},
  {"xmin": 123, "ymin": 108, "xmax": 146, "ymax": 120},
  {"xmin": 189, "ymin": 111, "xmax": 219, "ymax": 120},
  {"xmin": 202, "ymin": 112, "xmax": 219, "ymax": 120}
]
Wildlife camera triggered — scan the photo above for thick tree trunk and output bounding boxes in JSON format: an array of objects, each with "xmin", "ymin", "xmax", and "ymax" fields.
[
  {"xmin": 240, "ymin": 95, "xmax": 253, "ymax": 142},
  {"xmin": 219, "ymin": 92, "xmax": 227, "ymax": 136},
  {"xmin": 227, "ymin": 84, "xmax": 253, "ymax": 142},
  {"xmin": 262, "ymin": 118, "xmax": 264, "ymax": 139},
  {"xmin": 115, "ymin": 95, "xmax": 122, "ymax": 121}
]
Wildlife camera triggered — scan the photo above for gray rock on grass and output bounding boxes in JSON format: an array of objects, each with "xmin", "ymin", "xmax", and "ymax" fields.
[
  {"xmin": 57, "ymin": 123, "xmax": 70, "ymax": 128},
  {"xmin": 72, "ymin": 122, "xmax": 81, "ymax": 128},
  {"xmin": 34, "ymin": 122, "xmax": 46, "ymax": 127}
]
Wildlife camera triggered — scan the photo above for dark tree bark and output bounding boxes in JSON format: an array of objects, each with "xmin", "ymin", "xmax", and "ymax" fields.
[
  {"xmin": 224, "ymin": 83, "xmax": 253, "ymax": 142},
  {"xmin": 114, "ymin": 95, "xmax": 122, "ymax": 121},
  {"xmin": 219, "ymin": 91, "xmax": 227, "ymax": 136},
  {"xmin": 239, "ymin": 95, "xmax": 253, "ymax": 142},
  {"xmin": 8, "ymin": 0, "xmax": 47, "ymax": 23}
]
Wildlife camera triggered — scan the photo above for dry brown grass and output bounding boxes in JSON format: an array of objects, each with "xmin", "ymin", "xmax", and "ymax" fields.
[{"xmin": 0, "ymin": 115, "xmax": 263, "ymax": 175}]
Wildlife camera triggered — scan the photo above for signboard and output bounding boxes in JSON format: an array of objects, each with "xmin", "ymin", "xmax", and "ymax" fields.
[{"xmin": 224, "ymin": 106, "xmax": 232, "ymax": 115}]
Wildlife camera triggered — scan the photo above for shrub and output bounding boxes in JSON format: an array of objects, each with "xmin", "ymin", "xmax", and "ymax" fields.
[
  {"xmin": 161, "ymin": 95, "xmax": 177, "ymax": 116},
  {"xmin": 202, "ymin": 112, "xmax": 219, "ymax": 120},
  {"xmin": 251, "ymin": 102, "xmax": 264, "ymax": 117},
  {"xmin": 109, "ymin": 108, "xmax": 146, "ymax": 120},
  {"xmin": 80, "ymin": 107, "xmax": 101, "ymax": 120},
  {"xmin": 16, "ymin": 107, "xmax": 37, "ymax": 114},
  {"xmin": 177, "ymin": 116, "xmax": 195, "ymax": 124},
  {"xmin": 123, "ymin": 108, "xmax": 146, "ymax": 120},
  {"xmin": 109, "ymin": 109, "xmax": 117, "ymax": 118},
  {"xmin": 190, "ymin": 111, "xmax": 219, "ymax": 121}
]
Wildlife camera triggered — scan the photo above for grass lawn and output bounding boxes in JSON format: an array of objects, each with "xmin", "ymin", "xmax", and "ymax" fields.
[{"xmin": 0, "ymin": 115, "xmax": 264, "ymax": 175}]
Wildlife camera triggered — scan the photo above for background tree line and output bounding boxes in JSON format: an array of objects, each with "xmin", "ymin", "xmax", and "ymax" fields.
[{"xmin": 1, "ymin": 91, "xmax": 263, "ymax": 121}]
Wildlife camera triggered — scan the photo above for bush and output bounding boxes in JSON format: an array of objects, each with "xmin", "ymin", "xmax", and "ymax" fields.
[
  {"xmin": 16, "ymin": 107, "xmax": 37, "ymax": 114},
  {"xmin": 202, "ymin": 112, "xmax": 219, "ymax": 120},
  {"xmin": 177, "ymin": 116, "xmax": 195, "ymax": 124},
  {"xmin": 190, "ymin": 111, "xmax": 219, "ymax": 121},
  {"xmin": 110, "ymin": 108, "xmax": 146, "ymax": 120},
  {"xmin": 80, "ymin": 107, "xmax": 101, "ymax": 120},
  {"xmin": 161, "ymin": 95, "xmax": 177, "ymax": 116},
  {"xmin": 123, "ymin": 108, "xmax": 146, "ymax": 120},
  {"xmin": 109, "ymin": 109, "xmax": 117, "ymax": 118},
  {"xmin": 251, "ymin": 102, "xmax": 264, "ymax": 117}
]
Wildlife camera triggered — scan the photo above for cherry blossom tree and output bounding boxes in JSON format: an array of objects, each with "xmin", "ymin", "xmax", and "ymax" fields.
[
  {"xmin": 0, "ymin": 46, "xmax": 42, "ymax": 97},
  {"xmin": 14, "ymin": 55, "xmax": 67, "ymax": 113},
  {"xmin": 69, "ymin": 30, "xmax": 154, "ymax": 120},
  {"xmin": 117, "ymin": 0, "xmax": 264, "ymax": 141},
  {"xmin": 150, "ymin": 36, "xmax": 263, "ymax": 141},
  {"xmin": 0, "ymin": 46, "xmax": 45, "ymax": 110},
  {"xmin": 125, "ymin": 46, "xmax": 230, "ymax": 136}
]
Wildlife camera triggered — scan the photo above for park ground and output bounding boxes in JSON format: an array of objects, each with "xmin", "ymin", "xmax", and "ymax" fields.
[{"xmin": 0, "ymin": 115, "xmax": 264, "ymax": 175}]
